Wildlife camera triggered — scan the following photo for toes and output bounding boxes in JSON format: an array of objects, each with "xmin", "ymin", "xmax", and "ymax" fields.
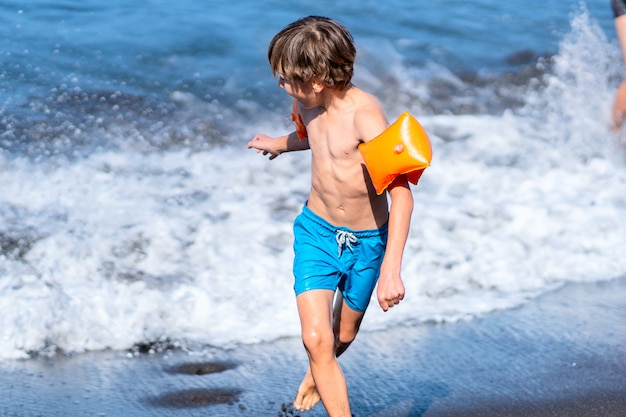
[{"xmin": 293, "ymin": 391, "xmax": 305, "ymax": 410}]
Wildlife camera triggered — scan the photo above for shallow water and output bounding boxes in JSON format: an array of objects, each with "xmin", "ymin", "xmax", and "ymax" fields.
[{"xmin": 3, "ymin": 279, "xmax": 625, "ymax": 416}]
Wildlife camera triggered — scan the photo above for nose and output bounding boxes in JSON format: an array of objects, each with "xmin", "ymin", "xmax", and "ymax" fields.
[{"xmin": 278, "ymin": 77, "xmax": 285, "ymax": 88}]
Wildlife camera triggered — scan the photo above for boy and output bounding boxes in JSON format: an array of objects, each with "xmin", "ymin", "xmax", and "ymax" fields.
[{"xmin": 247, "ymin": 16, "xmax": 414, "ymax": 417}]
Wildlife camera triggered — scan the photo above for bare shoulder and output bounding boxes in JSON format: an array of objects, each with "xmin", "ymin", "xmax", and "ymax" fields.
[{"xmin": 351, "ymin": 90, "xmax": 388, "ymax": 143}]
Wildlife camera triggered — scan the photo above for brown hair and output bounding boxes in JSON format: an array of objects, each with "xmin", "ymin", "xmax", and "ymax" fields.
[{"xmin": 268, "ymin": 16, "xmax": 356, "ymax": 90}]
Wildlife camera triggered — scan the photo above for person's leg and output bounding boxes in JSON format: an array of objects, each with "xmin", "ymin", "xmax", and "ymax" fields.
[
  {"xmin": 331, "ymin": 226, "xmax": 385, "ymax": 356},
  {"xmin": 294, "ymin": 289, "xmax": 352, "ymax": 417},
  {"xmin": 333, "ymin": 292, "xmax": 365, "ymax": 357}
]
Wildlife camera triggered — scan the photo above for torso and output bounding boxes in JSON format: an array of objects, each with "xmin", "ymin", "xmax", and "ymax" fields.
[{"xmin": 300, "ymin": 87, "xmax": 389, "ymax": 230}]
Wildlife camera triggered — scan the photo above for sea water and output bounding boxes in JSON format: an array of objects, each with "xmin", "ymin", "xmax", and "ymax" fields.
[{"xmin": 1, "ymin": 0, "xmax": 625, "ymax": 360}]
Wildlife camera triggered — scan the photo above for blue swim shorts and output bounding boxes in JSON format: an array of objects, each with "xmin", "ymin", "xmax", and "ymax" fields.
[{"xmin": 293, "ymin": 204, "xmax": 388, "ymax": 312}]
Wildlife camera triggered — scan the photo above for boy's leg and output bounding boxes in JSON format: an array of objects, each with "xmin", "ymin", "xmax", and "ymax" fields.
[
  {"xmin": 294, "ymin": 290, "xmax": 366, "ymax": 416},
  {"xmin": 333, "ymin": 292, "xmax": 365, "ymax": 357},
  {"xmin": 295, "ymin": 289, "xmax": 354, "ymax": 417}
]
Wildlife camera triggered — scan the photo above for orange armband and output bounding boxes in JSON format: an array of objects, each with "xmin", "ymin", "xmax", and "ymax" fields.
[
  {"xmin": 291, "ymin": 99, "xmax": 308, "ymax": 140},
  {"xmin": 358, "ymin": 112, "xmax": 432, "ymax": 195}
]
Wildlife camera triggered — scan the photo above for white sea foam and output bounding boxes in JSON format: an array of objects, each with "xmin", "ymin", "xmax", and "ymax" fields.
[{"xmin": 1, "ymin": 7, "xmax": 625, "ymax": 359}]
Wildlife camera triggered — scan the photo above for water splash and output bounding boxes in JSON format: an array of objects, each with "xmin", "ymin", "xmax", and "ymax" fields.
[{"xmin": 521, "ymin": 3, "xmax": 625, "ymax": 161}]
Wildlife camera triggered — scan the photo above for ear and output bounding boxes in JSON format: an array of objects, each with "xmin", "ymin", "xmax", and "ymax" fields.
[{"xmin": 311, "ymin": 78, "xmax": 325, "ymax": 94}]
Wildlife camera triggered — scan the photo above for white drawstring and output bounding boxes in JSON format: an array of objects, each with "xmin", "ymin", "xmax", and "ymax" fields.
[{"xmin": 335, "ymin": 230, "xmax": 357, "ymax": 257}]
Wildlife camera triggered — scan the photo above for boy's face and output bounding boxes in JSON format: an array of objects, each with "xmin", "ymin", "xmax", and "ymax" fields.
[{"xmin": 278, "ymin": 76, "xmax": 322, "ymax": 109}]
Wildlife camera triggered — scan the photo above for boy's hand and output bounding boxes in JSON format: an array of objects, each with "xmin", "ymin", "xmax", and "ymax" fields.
[
  {"xmin": 377, "ymin": 266, "xmax": 405, "ymax": 312},
  {"xmin": 248, "ymin": 134, "xmax": 280, "ymax": 160}
]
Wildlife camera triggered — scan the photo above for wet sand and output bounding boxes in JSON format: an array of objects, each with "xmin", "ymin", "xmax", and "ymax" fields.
[{"xmin": 2, "ymin": 277, "xmax": 625, "ymax": 417}]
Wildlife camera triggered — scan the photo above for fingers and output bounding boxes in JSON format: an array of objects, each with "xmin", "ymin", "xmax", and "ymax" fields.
[
  {"xmin": 247, "ymin": 136, "xmax": 261, "ymax": 149},
  {"xmin": 380, "ymin": 295, "xmax": 402, "ymax": 312},
  {"xmin": 248, "ymin": 135, "xmax": 279, "ymax": 159},
  {"xmin": 387, "ymin": 298, "xmax": 401, "ymax": 308},
  {"xmin": 247, "ymin": 134, "xmax": 262, "ymax": 148},
  {"xmin": 378, "ymin": 279, "xmax": 405, "ymax": 312}
]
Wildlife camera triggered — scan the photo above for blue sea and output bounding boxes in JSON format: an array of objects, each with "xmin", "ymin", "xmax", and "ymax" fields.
[{"xmin": 1, "ymin": 0, "xmax": 625, "ymax": 360}]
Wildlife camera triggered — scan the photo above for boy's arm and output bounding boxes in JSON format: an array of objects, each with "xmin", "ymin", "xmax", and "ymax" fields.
[
  {"xmin": 377, "ymin": 175, "xmax": 414, "ymax": 312},
  {"xmin": 354, "ymin": 102, "xmax": 414, "ymax": 311},
  {"xmin": 247, "ymin": 131, "xmax": 310, "ymax": 160},
  {"xmin": 613, "ymin": 15, "xmax": 626, "ymax": 130}
]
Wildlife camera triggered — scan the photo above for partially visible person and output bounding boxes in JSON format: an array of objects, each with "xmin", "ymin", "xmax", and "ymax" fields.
[{"xmin": 611, "ymin": 0, "xmax": 626, "ymax": 130}]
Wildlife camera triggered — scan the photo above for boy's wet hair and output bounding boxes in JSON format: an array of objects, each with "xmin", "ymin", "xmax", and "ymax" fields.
[{"xmin": 268, "ymin": 16, "xmax": 356, "ymax": 90}]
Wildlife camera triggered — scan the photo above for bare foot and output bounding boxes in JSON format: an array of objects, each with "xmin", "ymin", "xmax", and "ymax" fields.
[{"xmin": 293, "ymin": 368, "xmax": 320, "ymax": 411}]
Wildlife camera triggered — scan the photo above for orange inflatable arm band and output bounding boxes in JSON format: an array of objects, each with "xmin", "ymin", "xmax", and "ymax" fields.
[
  {"xmin": 291, "ymin": 99, "xmax": 308, "ymax": 140},
  {"xmin": 358, "ymin": 112, "xmax": 432, "ymax": 195}
]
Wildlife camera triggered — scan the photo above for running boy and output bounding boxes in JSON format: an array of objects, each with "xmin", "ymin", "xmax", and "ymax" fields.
[{"xmin": 247, "ymin": 16, "xmax": 414, "ymax": 417}]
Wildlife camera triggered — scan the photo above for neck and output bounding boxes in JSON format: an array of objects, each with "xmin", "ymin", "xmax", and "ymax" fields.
[{"xmin": 320, "ymin": 83, "xmax": 355, "ymax": 111}]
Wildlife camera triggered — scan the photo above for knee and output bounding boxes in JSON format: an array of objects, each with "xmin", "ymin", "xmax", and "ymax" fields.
[
  {"xmin": 301, "ymin": 328, "xmax": 334, "ymax": 356},
  {"xmin": 337, "ymin": 326, "xmax": 357, "ymax": 345},
  {"xmin": 334, "ymin": 329, "xmax": 356, "ymax": 357},
  {"xmin": 336, "ymin": 316, "xmax": 361, "ymax": 346}
]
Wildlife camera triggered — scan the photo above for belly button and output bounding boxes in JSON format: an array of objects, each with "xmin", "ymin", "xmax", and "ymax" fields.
[{"xmin": 338, "ymin": 205, "xmax": 345, "ymax": 211}]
